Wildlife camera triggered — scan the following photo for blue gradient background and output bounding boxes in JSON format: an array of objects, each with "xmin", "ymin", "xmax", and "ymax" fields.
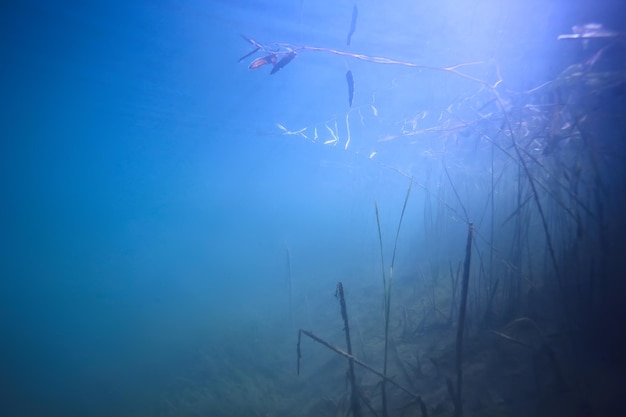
[{"xmin": 1, "ymin": 0, "xmax": 623, "ymax": 415}]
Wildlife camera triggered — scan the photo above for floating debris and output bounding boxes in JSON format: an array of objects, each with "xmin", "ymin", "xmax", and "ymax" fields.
[
  {"xmin": 557, "ymin": 23, "xmax": 621, "ymax": 40},
  {"xmin": 249, "ymin": 54, "xmax": 277, "ymax": 70},
  {"xmin": 238, "ymin": 46, "xmax": 260, "ymax": 62},
  {"xmin": 325, "ymin": 123, "xmax": 339, "ymax": 145},
  {"xmin": 270, "ymin": 51, "xmax": 297, "ymax": 74},
  {"xmin": 276, "ymin": 123, "xmax": 307, "ymax": 138}
]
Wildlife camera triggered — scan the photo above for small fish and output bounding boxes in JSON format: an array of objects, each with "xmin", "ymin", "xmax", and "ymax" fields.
[
  {"xmin": 270, "ymin": 51, "xmax": 297, "ymax": 74},
  {"xmin": 249, "ymin": 54, "xmax": 277, "ymax": 70},
  {"xmin": 346, "ymin": 5, "xmax": 358, "ymax": 46},
  {"xmin": 346, "ymin": 70, "xmax": 354, "ymax": 106}
]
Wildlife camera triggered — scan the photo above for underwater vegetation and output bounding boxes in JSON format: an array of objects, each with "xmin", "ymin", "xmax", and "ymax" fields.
[{"xmin": 160, "ymin": 15, "xmax": 626, "ymax": 417}]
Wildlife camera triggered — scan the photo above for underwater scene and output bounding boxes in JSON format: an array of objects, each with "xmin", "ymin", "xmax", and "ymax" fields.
[{"xmin": 2, "ymin": 0, "xmax": 626, "ymax": 416}]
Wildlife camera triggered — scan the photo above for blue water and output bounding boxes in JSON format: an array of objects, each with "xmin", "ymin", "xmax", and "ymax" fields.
[{"xmin": 2, "ymin": 0, "xmax": 625, "ymax": 416}]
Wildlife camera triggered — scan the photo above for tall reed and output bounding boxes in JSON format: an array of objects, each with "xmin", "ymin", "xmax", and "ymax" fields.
[
  {"xmin": 375, "ymin": 180, "xmax": 412, "ymax": 417},
  {"xmin": 286, "ymin": 248, "xmax": 293, "ymax": 327},
  {"xmin": 454, "ymin": 223, "xmax": 474, "ymax": 417}
]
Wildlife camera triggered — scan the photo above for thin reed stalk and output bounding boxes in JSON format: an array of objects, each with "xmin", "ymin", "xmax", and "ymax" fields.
[
  {"xmin": 442, "ymin": 157, "xmax": 469, "ymax": 223},
  {"xmin": 496, "ymin": 97, "xmax": 562, "ymax": 296},
  {"xmin": 452, "ymin": 223, "xmax": 474, "ymax": 417},
  {"xmin": 375, "ymin": 179, "xmax": 412, "ymax": 417},
  {"xmin": 336, "ymin": 282, "xmax": 361, "ymax": 417},
  {"xmin": 286, "ymin": 248, "xmax": 293, "ymax": 327}
]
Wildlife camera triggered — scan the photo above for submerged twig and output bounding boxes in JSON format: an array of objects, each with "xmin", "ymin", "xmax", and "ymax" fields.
[{"xmin": 297, "ymin": 329, "xmax": 428, "ymax": 416}]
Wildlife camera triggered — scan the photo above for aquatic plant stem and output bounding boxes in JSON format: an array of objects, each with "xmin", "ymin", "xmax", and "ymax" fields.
[
  {"xmin": 276, "ymin": 43, "xmax": 489, "ymax": 86},
  {"xmin": 374, "ymin": 201, "xmax": 389, "ymax": 417},
  {"xmin": 286, "ymin": 248, "xmax": 293, "ymax": 327},
  {"xmin": 376, "ymin": 180, "xmax": 412, "ymax": 417},
  {"xmin": 336, "ymin": 282, "xmax": 361, "ymax": 417},
  {"xmin": 454, "ymin": 223, "xmax": 474, "ymax": 417},
  {"xmin": 375, "ymin": 200, "xmax": 387, "ymax": 296},
  {"xmin": 297, "ymin": 329, "xmax": 428, "ymax": 416},
  {"xmin": 495, "ymin": 96, "xmax": 561, "ymax": 288},
  {"xmin": 442, "ymin": 146, "xmax": 469, "ymax": 223}
]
